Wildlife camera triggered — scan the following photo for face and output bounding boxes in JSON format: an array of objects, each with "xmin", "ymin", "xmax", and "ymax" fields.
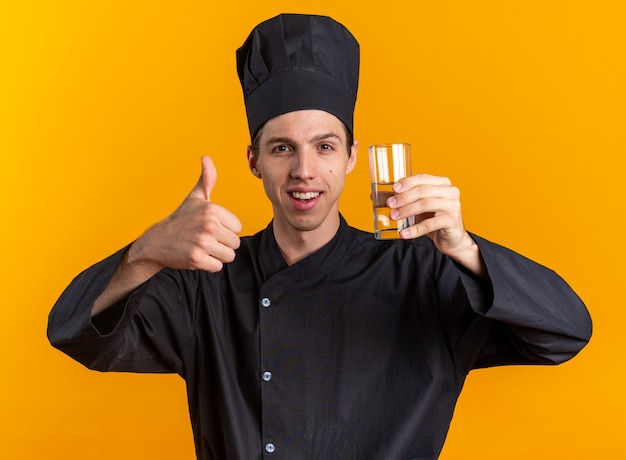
[{"xmin": 248, "ymin": 109, "xmax": 358, "ymax": 239}]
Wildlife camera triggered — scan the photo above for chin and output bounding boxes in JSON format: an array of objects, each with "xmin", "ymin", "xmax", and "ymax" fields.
[{"xmin": 291, "ymin": 217, "xmax": 323, "ymax": 232}]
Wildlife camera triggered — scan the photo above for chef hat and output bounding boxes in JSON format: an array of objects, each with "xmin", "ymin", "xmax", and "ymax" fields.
[{"xmin": 236, "ymin": 13, "xmax": 360, "ymax": 141}]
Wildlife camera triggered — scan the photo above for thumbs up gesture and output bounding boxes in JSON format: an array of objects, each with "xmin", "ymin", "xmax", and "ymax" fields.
[{"xmin": 135, "ymin": 156, "xmax": 243, "ymax": 272}]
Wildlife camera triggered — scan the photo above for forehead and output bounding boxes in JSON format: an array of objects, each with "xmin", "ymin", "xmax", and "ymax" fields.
[{"xmin": 259, "ymin": 109, "xmax": 347, "ymax": 143}]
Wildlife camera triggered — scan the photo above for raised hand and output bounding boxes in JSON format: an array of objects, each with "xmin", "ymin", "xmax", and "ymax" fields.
[
  {"xmin": 92, "ymin": 156, "xmax": 243, "ymax": 316},
  {"xmin": 387, "ymin": 174, "xmax": 487, "ymax": 278},
  {"xmin": 135, "ymin": 156, "xmax": 243, "ymax": 273}
]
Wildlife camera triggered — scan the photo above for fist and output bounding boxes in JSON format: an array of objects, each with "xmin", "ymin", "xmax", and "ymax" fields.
[{"xmin": 138, "ymin": 156, "xmax": 243, "ymax": 272}]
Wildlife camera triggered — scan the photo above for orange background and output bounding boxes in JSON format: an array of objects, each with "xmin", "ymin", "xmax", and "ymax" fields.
[{"xmin": 1, "ymin": 1, "xmax": 624, "ymax": 458}]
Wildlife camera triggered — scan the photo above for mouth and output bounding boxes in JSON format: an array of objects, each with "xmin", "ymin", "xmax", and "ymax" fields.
[
  {"xmin": 287, "ymin": 190, "xmax": 322, "ymax": 211},
  {"xmin": 290, "ymin": 191, "xmax": 321, "ymax": 201}
]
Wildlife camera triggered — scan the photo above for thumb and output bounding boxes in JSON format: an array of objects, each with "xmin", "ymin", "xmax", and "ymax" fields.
[{"xmin": 192, "ymin": 155, "xmax": 217, "ymax": 201}]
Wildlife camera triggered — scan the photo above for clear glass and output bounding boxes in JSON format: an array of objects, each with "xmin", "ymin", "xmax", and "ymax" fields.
[{"xmin": 368, "ymin": 143, "xmax": 414, "ymax": 240}]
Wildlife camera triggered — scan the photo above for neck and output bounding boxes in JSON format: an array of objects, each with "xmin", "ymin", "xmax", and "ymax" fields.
[{"xmin": 272, "ymin": 213, "xmax": 341, "ymax": 265}]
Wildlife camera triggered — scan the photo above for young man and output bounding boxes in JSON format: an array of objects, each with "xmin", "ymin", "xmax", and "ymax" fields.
[{"xmin": 48, "ymin": 14, "xmax": 592, "ymax": 459}]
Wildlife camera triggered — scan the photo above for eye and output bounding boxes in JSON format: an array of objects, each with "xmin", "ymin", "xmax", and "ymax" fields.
[
  {"xmin": 319, "ymin": 143, "xmax": 334, "ymax": 151},
  {"xmin": 271, "ymin": 144, "xmax": 292, "ymax": 154}
]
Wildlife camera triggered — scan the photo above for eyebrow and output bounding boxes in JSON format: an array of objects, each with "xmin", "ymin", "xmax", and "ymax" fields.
[
  {"xmin": 264, "ymin": 136, "xmax": 294, "ymax": 147},
  {"xmin": 311, "ymin": 132, "xmax": 343, "ymax": 143}
]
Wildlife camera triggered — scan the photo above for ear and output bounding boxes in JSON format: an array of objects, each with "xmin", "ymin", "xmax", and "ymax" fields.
[
  {"xmin": 345, "ymin": 140, "xmax": 358, "ymax": 175},
  {"xmin": 247, "ymin": 146, "xmax": 262, "ymax": 178}
]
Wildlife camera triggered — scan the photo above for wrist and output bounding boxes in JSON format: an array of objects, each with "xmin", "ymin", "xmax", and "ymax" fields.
[
  {"xmin": 447, "ymin": 233, "xmax": 488, "ymax": 280},
  {"xmin": 125, "ymin": 231, "xmax": 165, "ymax": 275}
]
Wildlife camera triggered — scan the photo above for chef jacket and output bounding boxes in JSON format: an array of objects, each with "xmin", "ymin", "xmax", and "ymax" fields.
[{"xmin": 48, "ymin": 217, "xmax": 592, "ymax": 459}]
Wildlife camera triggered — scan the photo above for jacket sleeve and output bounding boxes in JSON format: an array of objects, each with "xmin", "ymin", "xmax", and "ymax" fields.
[
  {"xmin": 47, "ymin": 247, "xmax": 195, "ymax": 375},
  {"xmin": 440, "ymin": 234, "xmax": 592, "ymax": 374}
]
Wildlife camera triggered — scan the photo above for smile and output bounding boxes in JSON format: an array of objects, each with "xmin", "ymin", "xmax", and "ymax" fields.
[{"xmin": 290, "ymin": 191, "xmax": 320, "ymax": 200}]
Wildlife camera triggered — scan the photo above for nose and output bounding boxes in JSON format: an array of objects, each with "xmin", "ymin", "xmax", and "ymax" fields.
[{"xmin": 291, "ymin": 150, "xmax": 315, "ymax": 180}]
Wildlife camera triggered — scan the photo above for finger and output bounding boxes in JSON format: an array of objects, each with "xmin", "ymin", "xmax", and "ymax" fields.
[
  {"xmin": 194, "ymin": 234, "xmax": 240, "ymax": 272},
  {"xmin": 390, "ymin": 194, "xmax": 461, "ymax": 224},
  {"xmin": 190, "ymin": 156, "xmax": 218, "ymax": 201},
  {"xmin": 392, "ymin": 174, "xmax": 452, "ymax": 194},
  {"xmin": 191, "ymin": 252, "xmax": 225, "ymax": 273},
  {"xmin": 199, "ymin": 203, "xmax": 243, "ymax": 241},
  {"xmin": 187, "ymin": 229, "xmax": 238, "ymax": 271},
  {"xmin": 198, "ymin": 206, "xmax": 242, "ymax": 254},
  {"xmin": 217, "ymin": 206, "xmax": 243, "ymax": 235},
  {"xmin": 204, "ymin": 239, "xmax": 239, "ymax": 265},
  {"xmin": 399, "ymin": 213, "xmax": 457, "ymax": 240},
  {"xmin": 213, "ymin": 222, "xmax": 242, "ymax": 252},
  {"xmin": 389, "ymin": 182, "xmax": 459, "ymax": 210}
]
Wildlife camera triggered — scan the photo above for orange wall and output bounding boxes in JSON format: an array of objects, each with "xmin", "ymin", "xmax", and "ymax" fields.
[{"xmin": 1, "ymin": 1, "xmax": 624, "ymax": 458}]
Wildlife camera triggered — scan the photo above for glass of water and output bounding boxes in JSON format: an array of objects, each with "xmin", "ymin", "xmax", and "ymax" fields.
[{"xmin": 368, "ymin": 143, "xmax": 414, "ymax": 240}]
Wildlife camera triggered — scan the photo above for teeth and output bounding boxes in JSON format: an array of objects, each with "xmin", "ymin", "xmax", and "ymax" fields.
[{"xmin": 291, "ymin": 191, "xmax": 320, "ymax": 200}]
